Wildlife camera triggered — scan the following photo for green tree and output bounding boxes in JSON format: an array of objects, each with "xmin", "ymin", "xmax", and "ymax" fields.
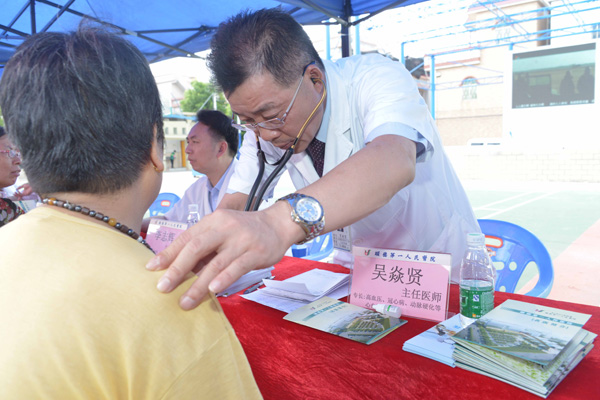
[
  {"xmin": 180, "ymin": 81, "xmax": 231, "ymax": 116},
  {"xmin": 0, "ymin": 106, "xmax": 4, "ymax": 127}
]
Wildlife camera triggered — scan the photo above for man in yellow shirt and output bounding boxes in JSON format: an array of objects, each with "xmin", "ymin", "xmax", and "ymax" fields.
[{"xmin": 0, "ymin": 28, "xmax": 261, "ymax": 399}]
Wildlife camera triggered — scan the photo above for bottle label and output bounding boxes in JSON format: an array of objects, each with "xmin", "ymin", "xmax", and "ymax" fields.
[{"xmin": 460, "ymin": 285, "xmax": 494, "ymax": 319}]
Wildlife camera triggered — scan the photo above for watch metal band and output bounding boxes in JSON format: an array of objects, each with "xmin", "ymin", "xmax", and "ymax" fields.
[{"xmin": 277, "ymin": 193, "xmax": 325, "ymax": 245}]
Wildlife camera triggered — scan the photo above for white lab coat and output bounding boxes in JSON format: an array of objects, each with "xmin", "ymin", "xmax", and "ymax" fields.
[
  {"xmin": 165, "ymin": 158, "xmax": 237, "ymax": 223},
  {"xmin": 229, "ymin": 55, "xmax": 480, "ymax": 282}
]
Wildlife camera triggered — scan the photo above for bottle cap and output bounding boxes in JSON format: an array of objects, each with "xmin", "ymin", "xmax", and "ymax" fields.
[
  {"xmin": 188, "ymin": 204, "xmax": 199, "ymax": 213},
  {"xmin": 466, "ymin": 232, "xmax": 485, "ymax": 246}
]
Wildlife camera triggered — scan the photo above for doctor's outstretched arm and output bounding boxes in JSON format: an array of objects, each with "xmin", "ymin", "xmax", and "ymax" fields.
[{"xmin": 146, "ymin": 134, "xmax": 416, "ymax": 310}]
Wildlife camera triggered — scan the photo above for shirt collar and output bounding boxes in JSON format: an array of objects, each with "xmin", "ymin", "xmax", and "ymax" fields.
[{"xmin": 208, "ymin": 158, "xmax": 234, "ymax": 193}]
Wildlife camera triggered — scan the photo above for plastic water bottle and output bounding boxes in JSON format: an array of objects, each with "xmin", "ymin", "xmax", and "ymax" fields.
[
  {"xmin": 460, "ymin": 232, "xmax": 495, "ymax": 324},
  {"xmin": 186, "ymin": 204, "xmax": 200, "ymax": 228}
]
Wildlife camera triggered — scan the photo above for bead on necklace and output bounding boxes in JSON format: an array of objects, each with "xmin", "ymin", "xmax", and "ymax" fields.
[{"xmin": 42, "ymin": 197, "xmax": 154, "ymax": 253}]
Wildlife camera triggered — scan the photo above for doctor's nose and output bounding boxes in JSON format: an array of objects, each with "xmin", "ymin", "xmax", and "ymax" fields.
[{"xmin": 257, "ymin": 128, "xmax": 281, "ymax": 142}]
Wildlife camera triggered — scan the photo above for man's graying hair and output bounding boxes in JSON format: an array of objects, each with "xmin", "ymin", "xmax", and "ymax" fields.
[
  {"xmin": 207, "ymin": 8, "xmax": 323, "ymax": 94},
  {"xmin": 0, "ymin": 27, "xmax": 164, "ymax": 194}
]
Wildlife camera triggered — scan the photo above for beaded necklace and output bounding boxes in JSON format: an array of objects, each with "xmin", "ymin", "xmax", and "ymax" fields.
[{"xmin": 42, "ymin": 197, "xmax": 154, "ymax": 253}]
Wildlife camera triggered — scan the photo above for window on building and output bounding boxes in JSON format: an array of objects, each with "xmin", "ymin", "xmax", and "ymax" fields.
[
  {"xmin": 461, "ymin": 77, "xmax": 478, "ymax": 100},
  {"xmin": 164, "ymin": 127, "xmax": 169, "ymax": 135},
  {"xmin": 173, "ymin": 127, "xmax": 178, "ymax": 135}
]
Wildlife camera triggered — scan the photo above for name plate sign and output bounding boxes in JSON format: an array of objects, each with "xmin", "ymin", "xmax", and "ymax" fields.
[
  {"xmin": 350, "ymin": 247, "xmax": 451, "ymax": 322},
  {"xmin": 146, "ymin": 218, "xmax": 187, "ymax": 254}
]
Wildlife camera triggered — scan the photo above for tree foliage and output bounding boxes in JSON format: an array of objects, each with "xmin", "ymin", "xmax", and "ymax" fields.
[{"xmin": 180, "ymin": 81, "xmax": 231, "ymax": 116}]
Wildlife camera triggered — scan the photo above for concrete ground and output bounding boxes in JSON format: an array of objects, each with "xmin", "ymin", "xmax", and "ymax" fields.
[{"xmin": 161, "ymin": 171, "xmax": 600, "ymax": 306}]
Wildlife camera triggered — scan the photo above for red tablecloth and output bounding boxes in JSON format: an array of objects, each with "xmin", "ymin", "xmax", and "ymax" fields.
[{"xmin": 219, "ymin": 256, "xmax": 600, "ymax": 400}]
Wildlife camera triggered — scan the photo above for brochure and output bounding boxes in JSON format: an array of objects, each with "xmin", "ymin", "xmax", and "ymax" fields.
[
  {"xmin": 449, "ymin": 299, "xmax": 596, "ymax": 398},
  {"xmin": 453, "ymin": 329, "xmax": 595, "ymax": 398},
  {"xmin": 451, "ymin": 299, "xmax": 592, "ymax": 366},
  {"xmin": 15, "ymin": 199, "xmax": 38, "ymax": 213},
  {"xmin": 284, "ymin": 296, "xmax": 407, "ymax": 345},
  {"xmin": 402, "ymin": 313, "xmax": 474, "ymax": 367}
]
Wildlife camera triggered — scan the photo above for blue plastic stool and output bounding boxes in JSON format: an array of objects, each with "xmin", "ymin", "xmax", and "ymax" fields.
[
  {"xmin": 291, "ymin": 232, "xmax": 334, "ymax": 261},
  {"xmin": 148, "ymin": 192, "xmax": 181, "ymax": 216}
]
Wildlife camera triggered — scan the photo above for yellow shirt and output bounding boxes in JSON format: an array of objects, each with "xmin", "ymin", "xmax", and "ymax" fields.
[{"xmin": 0, "ymin": 207, "xmax": 262, "ymax": 399}]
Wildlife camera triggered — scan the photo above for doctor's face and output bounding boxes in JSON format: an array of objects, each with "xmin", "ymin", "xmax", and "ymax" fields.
[
  {"xmin": 185, "ymin": 123, "xmax": 222, "ymax": 174},
  {"xmin": 227, "ymin": 66, "xmax": 326, "ymax": 154}
]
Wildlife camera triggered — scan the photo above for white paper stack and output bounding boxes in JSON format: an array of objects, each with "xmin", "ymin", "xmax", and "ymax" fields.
[
  {"xmin": 242, "ymin": 268, "xmax": 350, "ymax": 313},
  {"xmin": 216, "ymin": 266, "xmax": 274, "ymax": 297}
]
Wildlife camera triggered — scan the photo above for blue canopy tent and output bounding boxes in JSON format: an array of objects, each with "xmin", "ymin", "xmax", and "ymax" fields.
[{"xmin": 0, "ymin": 0, "xmax": 426, "ymax": 78}]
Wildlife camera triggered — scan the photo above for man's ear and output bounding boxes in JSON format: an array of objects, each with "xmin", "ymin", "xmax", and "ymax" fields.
[
  {"xmin": 217, "ymin": 141, "xmax": 228, "ymax": 158},
  {"xmin": 151, "ymin": 126, "xmax": 165, "ymax": 172},
  {"xmin": 307, "ymin": 64, "xmax": 325, "ymax": 84}
]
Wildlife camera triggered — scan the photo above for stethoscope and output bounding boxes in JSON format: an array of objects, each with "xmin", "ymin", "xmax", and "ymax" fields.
[{"xmin": 244, "ymin": 79, "xmax": 327, "ymax": 211}]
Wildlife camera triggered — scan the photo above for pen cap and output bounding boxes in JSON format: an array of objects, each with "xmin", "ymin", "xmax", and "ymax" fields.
[{"xmin": 373, "ymin": 304, "xmax": 402, "ymax": 318}]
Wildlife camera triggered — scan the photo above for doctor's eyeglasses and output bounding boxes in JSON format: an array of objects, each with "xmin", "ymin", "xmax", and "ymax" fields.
[{"xmin": 232, "ymin": 61, "xmax": 316, "ymax": 132}]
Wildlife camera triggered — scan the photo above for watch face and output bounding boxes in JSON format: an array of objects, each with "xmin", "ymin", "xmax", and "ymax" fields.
[{"xmin": 296, "ymin": 197, "xmax": 323, "ymax": 223}]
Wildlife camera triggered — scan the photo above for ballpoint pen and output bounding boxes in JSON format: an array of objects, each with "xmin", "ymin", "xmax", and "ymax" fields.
[{"xmin": 243, "ymin": 276, "xmax": 275, "ymax": 294}]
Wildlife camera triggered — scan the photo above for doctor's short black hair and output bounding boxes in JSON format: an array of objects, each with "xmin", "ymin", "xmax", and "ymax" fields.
[
  {"xmin": 207, "ymin": 7, "xmax": 324, "ymax": 94},
  {"xmin": 196, "ymin": 109, "xmax": 239, "ymax": 157},
  {"xmin": 0, "ymin": 27, "xmax": 164, "ymax": 195}
]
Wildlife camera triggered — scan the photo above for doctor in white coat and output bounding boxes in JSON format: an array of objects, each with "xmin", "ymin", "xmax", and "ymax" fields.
[
  {"xmin": 147, "ymin": 8, "xmax": 480, "ymax": 311},
  {"xmin": 142, "ymin": 110, "xmax": 238, "ymax": 230}
]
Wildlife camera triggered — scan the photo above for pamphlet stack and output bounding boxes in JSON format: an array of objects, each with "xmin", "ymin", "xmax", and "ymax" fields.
[{"xmin": 451, "ymin": 300, "xmax": 595, "ymax": 398}]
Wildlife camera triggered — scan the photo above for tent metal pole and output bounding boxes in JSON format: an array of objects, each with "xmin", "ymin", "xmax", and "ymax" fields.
[
  {"xmin": 341, "ymin": 0, "xmax": 352, "ymax": 57},
  {"xmin": 29, "ymin": 0, "xmax": 36, "ymax": 34},
  {"xmin": 41, "ymin": 0, "xmax": 76, "ymax": 33}
]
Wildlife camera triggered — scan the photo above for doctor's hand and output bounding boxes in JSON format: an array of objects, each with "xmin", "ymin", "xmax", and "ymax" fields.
[{"xmin": 146, "ymin": 202, "xmax": 302, "ymax": 310}]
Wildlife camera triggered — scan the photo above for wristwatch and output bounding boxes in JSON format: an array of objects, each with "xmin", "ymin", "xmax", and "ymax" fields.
[{"xmin": 277, "ymin": 193, "xmax": 325, "ymax": 245}]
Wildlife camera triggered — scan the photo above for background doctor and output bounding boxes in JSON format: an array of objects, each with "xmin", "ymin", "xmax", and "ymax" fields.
[
  {"xmin": 142, "ymin": 109, "xmax": 238, "ymax": 231},
  {"xmin": 147, "ymin": 8, "xmax": 480, "ymax": 311}
]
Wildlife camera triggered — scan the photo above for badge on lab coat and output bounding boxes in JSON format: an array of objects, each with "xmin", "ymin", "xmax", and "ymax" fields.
[{"xmin": 332, "ymin": 226, "xmax": 352, "ymax": 252}]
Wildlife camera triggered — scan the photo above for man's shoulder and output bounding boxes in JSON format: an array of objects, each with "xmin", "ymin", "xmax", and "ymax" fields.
[
  {"xmin": 327, "ymin": 53, "xmax": 394, "ymax": 70},
  {"xmin": 184, "ymin": 174, "xmax": 210, "ymax": 194},
  {"xmin": 326, "ymin": 54, "xmax": 405, "ymax": 86}
]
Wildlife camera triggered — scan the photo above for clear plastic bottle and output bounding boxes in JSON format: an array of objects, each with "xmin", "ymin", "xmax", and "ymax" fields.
[
  {"xmin": 460, "ymin": 232, "xmax": 495, "ymax": 324},
  {"xmin": 186, "ymin": 204, "xmax": 200, "ymax": 228},
  {"xmin": 373, "ymin": 304, "xmax": 402, "ymax": 318}
]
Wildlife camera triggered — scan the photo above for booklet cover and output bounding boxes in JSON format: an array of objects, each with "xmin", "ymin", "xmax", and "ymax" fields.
[
  {"xmin": 284, "ymin": 296, "xmax": 407, "ymax": 345},
  {"xmin": 453, "ymin": 329, "xmax": 596, "ymax": 398},
  {"xmin": 451, "ymin": 299, "xmax": 592, "ymax": 366},
  {"xmin": 403, "ymin": 313, "xmax": 474, "ymax": 367}
]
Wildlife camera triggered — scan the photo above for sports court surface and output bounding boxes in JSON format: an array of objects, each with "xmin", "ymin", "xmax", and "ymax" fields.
[
  {"xmin": 162, "ymin": 171, "xmax": 600, "ymax": 307},
  {"xmin": 464, "ymin": 180, "xmax": 600, "ymax": 307}
]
